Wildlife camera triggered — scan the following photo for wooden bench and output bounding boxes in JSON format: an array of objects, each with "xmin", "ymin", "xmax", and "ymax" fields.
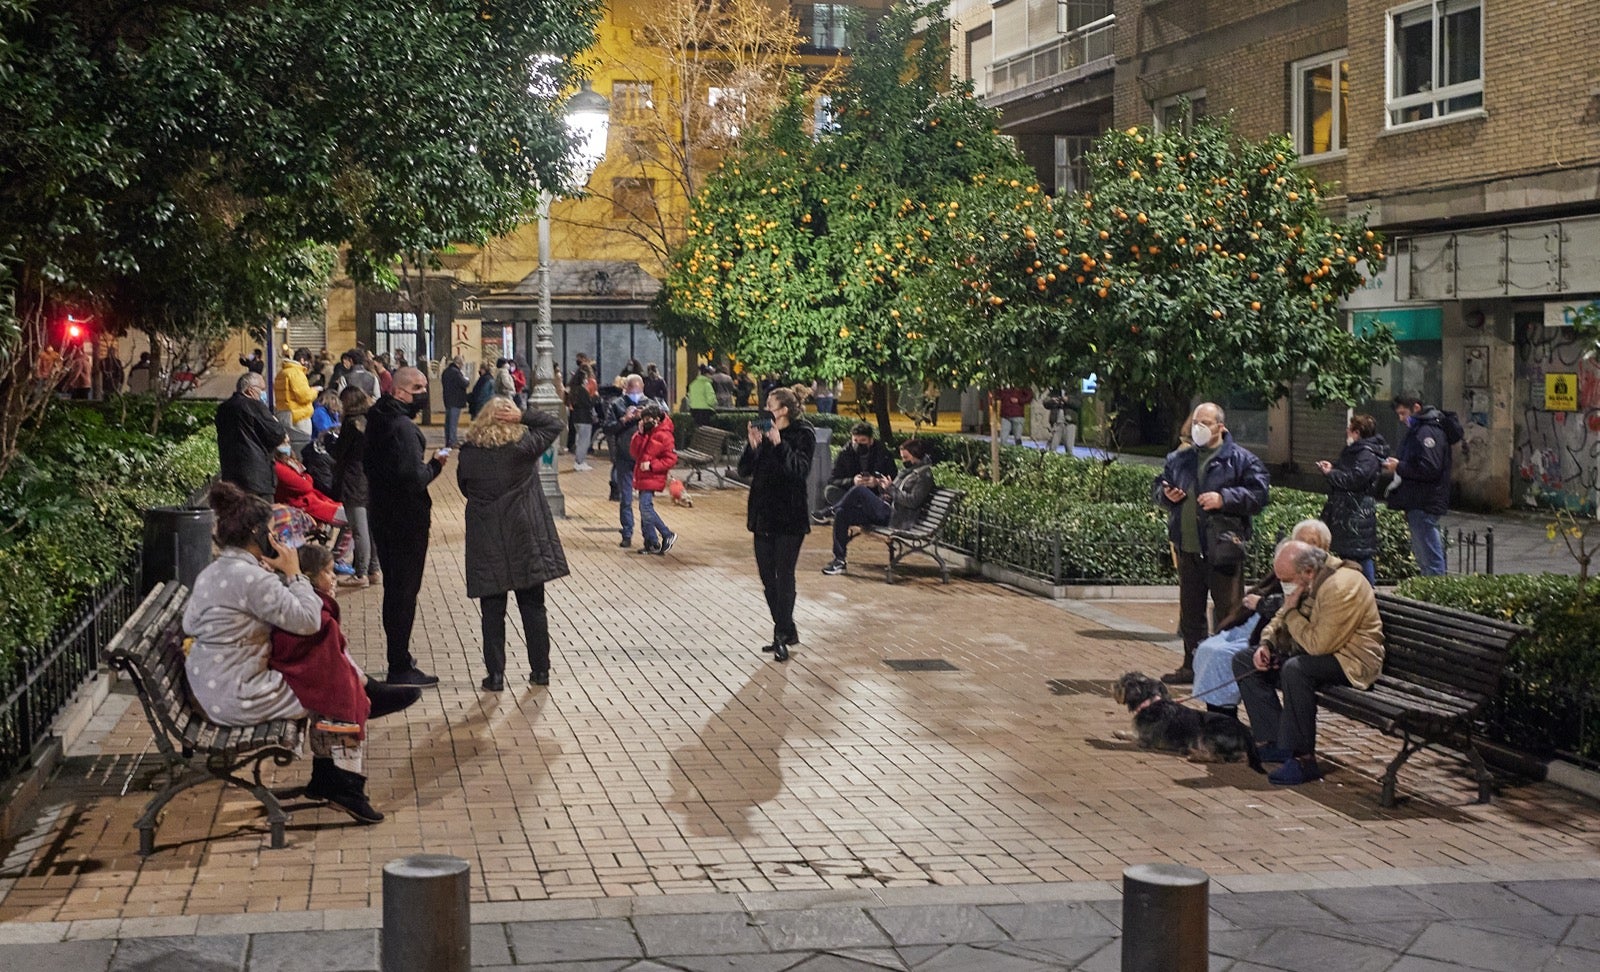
[
  {"xmin": 678, "ymin": 425, "xmax": 732, "ymax": 487},
  {"xmin": 856, "ymin": 488, "xmax": 965, "ymax": 584},
  {"xmin": 1316, "ymin": 591, "xmax": 1527, "ymax": 807},
  {"xmin": 103, "ymin": 581, "xmax": 305, "ymax": 855}
]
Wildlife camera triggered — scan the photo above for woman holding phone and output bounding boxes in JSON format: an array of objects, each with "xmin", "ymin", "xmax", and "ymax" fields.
[{"xmin": 737, "ymin": 387, "xmax": 815, "ymax": 661}]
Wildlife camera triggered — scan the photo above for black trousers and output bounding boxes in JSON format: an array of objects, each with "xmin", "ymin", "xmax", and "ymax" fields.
[
  {"xmin": 1233, "ymin": 650, "xmax": 1349, "ymax": 755},
  {"xmin": 481, "ymin": 585, "xmax": 550, "ymax": 676},
  {"xmin": 370, "ymin": 514, "xmax": 429, "ymax": 675},
  {"xmin": 1176, "ymin": 550, "xmax": 1244, "ymax": 662},
  {"xmin": 754, "ymin": 532, "xmax": 804, "ymax": 643}
]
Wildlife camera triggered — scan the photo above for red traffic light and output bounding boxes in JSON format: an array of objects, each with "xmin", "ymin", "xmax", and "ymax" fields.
[{"xmin": 67, "ymin": 323, "xmax": 83, "ymax": 339}]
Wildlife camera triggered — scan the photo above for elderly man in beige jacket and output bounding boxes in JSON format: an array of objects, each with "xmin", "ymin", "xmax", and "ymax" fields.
[{"xmin": 1234, "ymin": 538, "xmax": 1384, "ymax": 786}]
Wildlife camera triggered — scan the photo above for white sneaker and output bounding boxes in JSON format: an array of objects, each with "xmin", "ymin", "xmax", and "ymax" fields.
[{"xmin": 574, "ymin": 462, "xmax": 593, "ymax": 472}]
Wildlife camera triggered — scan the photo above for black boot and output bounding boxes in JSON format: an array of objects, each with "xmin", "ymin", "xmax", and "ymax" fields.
[
  {"xmin": 1161, "ymin": 650, "xmax": 1196, "ymax": 685},
  {"xmin": 304, "ymin": 756, "xmax": 340, "ymax": 802},
  {"xmin": 324, "ymin": 766, "xmax": 383, "ymax": 824}
]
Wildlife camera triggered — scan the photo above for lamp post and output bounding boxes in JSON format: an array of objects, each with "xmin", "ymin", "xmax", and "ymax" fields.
[
  {"xmin": 532, "ymin": 81, "xmax": 610, "ymax": 518},
  {"xmin": 265, "ymin": 312, "xmax": 289, "ymax": 410}
]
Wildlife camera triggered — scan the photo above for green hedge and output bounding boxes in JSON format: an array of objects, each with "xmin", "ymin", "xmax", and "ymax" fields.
[
  {"xmin": 1396, "ymin": 573, "xmax": 1600, "ymax": 760},
  {"xmin": 0, "ymin": 400, "xmax": 219, "ymax": 671}
]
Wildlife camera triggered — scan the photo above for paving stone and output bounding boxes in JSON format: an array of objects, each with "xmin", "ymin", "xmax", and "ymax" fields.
[
  {"xmin": 1561, "ymin": 914, "xmax": 1600, "ymax": 952},
  {"xmin": 506, "ymin": 919, "xmax": 642, "ymax": 965},
  {"xmin": 247, "ymin": 930, "xmax": 376, "ymax": 972},
  {"xmin": 1543, "ymin": 945, "xmax": 1600, "ymax": 970},
  {"xmin": 902, "ymin": 944, "xmax": 1058, "ymax": 971},
  {"xmin": 632, "ymin": 912, "xmax": 768, "ymax": 956},
  {"xmin": 473, "ymin": 923, "xmax": 513, "ymax": 967},
  {"xmin": 1504, "ymin": 880, "xmax": 1600, "ymax": 915},
  {"xmin": 979, "ymin": 901, "xmax": 1118, "ymax": 940},
  {"xmin": 865, "ymin": 905, "xmax": 1006, "ymax": 946},
  {"xmin": 1450, "ymin": 914, "xmax": 1574, "ymax": 943},
  {"xmin": 783, "ymin": 955, "xmax": 903, "ymax": 972},
  {"xmin": 823, "ymin": 948, "xmax": 908, "ymax": 969},
  {"xmin": 493, "ymin": 963, "xmax": 633, "ymax": 972},
  {"xmin": 988, "ymin": 936, "xmax": 1115, "ymax": 966},
  {"xmin": 754, "ymin": 909, "xmax": 891, "ymax": 952},
  {"xmin": 1404, "ymin": 922, "xmax": 1556, "ymax": 971},
  {"xmin": 1403, "ymin": 881, "xmax": 1560, "ymax": 919},
  {"xmin": 109, "ymin": 934, "xmax": 244, "ymax": 972},
  {"xmin": 1207, "ymin": 929, "xmax": 1274, "ymax": 959},
  {"xmin": 1242, "ymin": 928, "xmax": 1394, "ymax": 972},
  {"xmin": 1301, "ymin": 886, "xmax": 1448, "ymax": 924},
  {"xmin": 1387, "ymin": 958, "xmax": 1490, "ymax": 972},
  {"xmin": 0, "ymin": 939, "xmax": 115, "ymax": 972},
  {"xmin": 654, "ymin": 954, "xmax": 804, "ymax": 972},
  {"xmin": 1204, "ymin": 893, "xmax": 1337, "ymax": 931}
]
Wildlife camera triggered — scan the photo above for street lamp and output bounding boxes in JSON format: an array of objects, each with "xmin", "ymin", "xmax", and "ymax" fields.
[
  {"xmin": 532, "ymin": 81, "xmax": 610, "ymax": 518},
  {"xmin": 265, "ymin": 312, "xmax": 290, "ymax": 410}
]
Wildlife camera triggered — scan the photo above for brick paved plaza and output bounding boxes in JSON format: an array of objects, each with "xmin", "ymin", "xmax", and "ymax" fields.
[{"xmin": 2, "ymin": 459, "xmax": 1599, "ymax": 968}]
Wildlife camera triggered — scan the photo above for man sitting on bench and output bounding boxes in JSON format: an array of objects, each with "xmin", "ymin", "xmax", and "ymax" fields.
[
  {"xmin": 814, "ymin": 422, "xmax": 899, "ymax": 515},
  {"xmin": 1234, "ymin": 539, "xmax": 1384, "ymax": 787},
  {"xmin": 820, "ymin": 438, "xmax": 934, "ymax": 576}
]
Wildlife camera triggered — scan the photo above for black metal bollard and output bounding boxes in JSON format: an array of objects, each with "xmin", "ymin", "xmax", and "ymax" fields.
[
  {"xmin": 1121, "ymin": 863, "xmax": 1208, "ymax": 971},
  {"xmin": 382, "ymin": 854, "xmax": 471, "ymax": 972}
]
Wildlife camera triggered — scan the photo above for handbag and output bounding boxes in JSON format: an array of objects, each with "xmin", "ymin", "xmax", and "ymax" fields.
[{"xmin": 1203, "ymin": 513, "xmax": 1248, "ymax": 567}]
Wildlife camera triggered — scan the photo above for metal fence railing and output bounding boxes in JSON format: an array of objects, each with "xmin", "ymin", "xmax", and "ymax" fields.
[
  {"xmin": 940, "ymin": 508, "xmax": 1175, "ymax": 586},
  {"xmin": 0, "ymin": 559, "xmax": 143, "ymax": 781}
]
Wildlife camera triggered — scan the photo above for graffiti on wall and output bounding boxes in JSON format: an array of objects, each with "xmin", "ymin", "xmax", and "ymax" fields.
[{"xmin": 1515, "ymin": 317, "xmax": 1600, "ymax": 512}]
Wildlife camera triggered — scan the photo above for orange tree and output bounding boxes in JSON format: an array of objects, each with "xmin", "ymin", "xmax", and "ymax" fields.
[
  {"xmin": 961, "ymin": 114, "xmax": 1395, "ymax": 439},
  {"xmin": 657, "ymin": 1, "xmax": 1035, "ymax": 433}
]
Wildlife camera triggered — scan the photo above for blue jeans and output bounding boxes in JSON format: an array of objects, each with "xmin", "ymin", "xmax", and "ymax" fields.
[
  {"xmin": 1357, "ymin": 558, "xmax": 1376, "ymax": 586},
  {"xmin": 1192, "ymin": 616, "xmax": 1260, "ymax": 707},
  {"xmin": 444, "ymin": 406, "xmax": 462, "ymax": 446},
  {"xmin": 638, "ymin": 490, "xmax": 672, "ymax": 546},
  {"xmin": 615, "ymin": 464, "xmax": 635, "ymax": 541},
  {"xmin": 1407, "ymin": 508, "xmax": 1446, "ymax": 576},
  {"xmin": 832, "ymin": 484, "xmax": 891, "ymax": 560}
]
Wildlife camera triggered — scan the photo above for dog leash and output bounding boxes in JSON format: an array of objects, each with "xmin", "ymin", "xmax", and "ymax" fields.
[{"xmin": 1168, "ymin": 668, "xmax": 1261, "ymax": 706}]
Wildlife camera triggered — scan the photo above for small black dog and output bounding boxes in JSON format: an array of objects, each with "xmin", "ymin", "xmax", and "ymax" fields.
[{"xmin": 1113, "ymin": 672, "xmax": 1264, "ymax": 773}]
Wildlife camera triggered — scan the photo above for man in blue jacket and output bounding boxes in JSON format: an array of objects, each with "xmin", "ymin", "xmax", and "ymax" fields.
[
  {"xmin": 1153, "ymin": 402, "xmax": 1271, "ymax": 684},
  {"xmin": 1382, "ymin": 392, "xmax": 1457, "ymax": 576}
]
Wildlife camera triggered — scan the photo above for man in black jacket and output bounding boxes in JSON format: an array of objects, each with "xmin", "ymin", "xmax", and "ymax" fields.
[
  {"xmin": 216, "ymin": 372, "xmax": 285, "ymax": 500},
  {"xmin": 813, "ymin": 422, "xmax": 898, "ymax": 516},
  {"xmin": 1153, "ymin": 402, "xmax": 1271, "ymax": 685},
  {"xmin": 1383, "ymin": 392, "xmax": 1457, "ymax": 577},
  {"xmin": 440, "ymin": 356, "xmax": 469, "ymax": 447},
  {"xmin": 602, "ymin": 374, "xmax": 648, "ymax": 547},
  {"xmin": 366, "ymin": 367, "xmax": 449, "ymax": 686}
]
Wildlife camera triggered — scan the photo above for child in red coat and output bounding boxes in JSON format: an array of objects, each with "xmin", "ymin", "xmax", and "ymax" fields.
[{"xmin": 628, "ymin": 403, "xmax": 679, "ymax": 555}]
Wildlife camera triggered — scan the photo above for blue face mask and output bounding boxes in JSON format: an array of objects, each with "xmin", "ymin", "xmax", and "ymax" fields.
[
  {"xmin": 627, "ymin": 392, "xmax": 643, "ymax": 404},
  {"xmin": 275, "ymin": 443, "xmax": 292, "ymax": 456},
  {"xmin": 257, "ymin": 390, "xmax": 269, "ymax": 405}
]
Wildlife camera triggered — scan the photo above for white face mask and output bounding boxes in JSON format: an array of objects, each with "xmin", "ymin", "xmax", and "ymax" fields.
[
  {"xmin": 1190, "ymin": 423, "xmax": 1213, "ymax": 448},
  {"xmin": 1281, "ymin": 582, "xmax": 1300, "ymax": 599}
]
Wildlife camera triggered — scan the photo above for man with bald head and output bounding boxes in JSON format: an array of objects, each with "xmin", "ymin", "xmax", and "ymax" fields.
[
  {"xmin": 1153, "ymin": 402, "xmax": 1270, "ymax": 685},
  {"xmin": 366, "ymin": 366, "xmax": 450, "ymax": 686},
  {"xmin": 1234, "ymin": 539, "xmax": 1383, "ymax": 785}
]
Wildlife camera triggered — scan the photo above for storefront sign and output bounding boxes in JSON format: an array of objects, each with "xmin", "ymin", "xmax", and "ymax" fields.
[
  {"xmin": 1352, "ymin": 307, "xmax": 1443, "ymax": 341},
  {"xmin": 1546, "ymin": 373, "xmax": 1579, "ymax": 411}
]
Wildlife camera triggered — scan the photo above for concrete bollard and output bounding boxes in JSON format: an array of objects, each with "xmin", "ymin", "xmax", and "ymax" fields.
[
  {"xmin": 1121, "ymin": 863, "xmax": 1208, "ymax": 972},
  {"xmin": 382, "ymin": 854, "xmax": 471, "ymax": 972}
]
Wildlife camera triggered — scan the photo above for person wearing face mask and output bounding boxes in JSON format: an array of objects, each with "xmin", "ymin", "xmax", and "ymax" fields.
[
  {"xmin": 739, "ymin": 387, "xmax": 816, "ymax": 661},
  {"xmin": 1189, "ymin": 519, "xmax": 1332, "ymax": 721},
  {"xmin": 364, "ymin": 366, "xmax": 450, "ymax": 687},
  {"xmin": 813, "ymin": 422, "xmax": 898, "ymax": 519},
  {"xmin": 1153, "ymin": 402, "xmax": 1271, "ymax": 685},
  {"xmin": 1232, "ymin": 539, "xmax": 1384, "ymax": 786},
  {"xmin": 1316, "ymin": 414, "xmax": 1388, "ymax": 585},
  {"xmin": 216, "ymin": 372, "xmax": 289, "ymax": 501},
  {"xmin": 1382, "ymin": 392, "xmax": 1461, "ymax": 577},
  {"xmin": 602, "ymin": 374, "xmax": 653, "ymax": 548}
]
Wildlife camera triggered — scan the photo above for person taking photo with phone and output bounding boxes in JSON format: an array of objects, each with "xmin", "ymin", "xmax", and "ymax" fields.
[{"xmin": 738, "ymin": 388, "xmax": 815, "ymax": 661}]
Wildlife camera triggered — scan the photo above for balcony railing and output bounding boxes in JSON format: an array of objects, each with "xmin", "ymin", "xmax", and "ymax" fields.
[{"xmin": 985, "ymin": 15, "xmax": 1114, "ymax": 98}]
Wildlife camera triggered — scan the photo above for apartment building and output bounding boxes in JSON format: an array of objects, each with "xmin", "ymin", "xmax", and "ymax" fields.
[{"xmin": 959, "ymin": 0, "xmax": 1600, "ymax": 510}]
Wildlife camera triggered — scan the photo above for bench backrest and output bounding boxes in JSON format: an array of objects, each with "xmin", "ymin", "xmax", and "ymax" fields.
[
  {"xmin": 912, "ymin": 488, "xmax": 963, "ymax": 533},
  {"xmin": 688, "ymin": 426, "xmax": 729, "ymax": 453},
  {"xmin": 1375, "ymin": 591, "xmax": 1526, "ymax": 704},
  {"xmin": 103, "ymin": 581, "xmax": 197, "ymax": 743}
]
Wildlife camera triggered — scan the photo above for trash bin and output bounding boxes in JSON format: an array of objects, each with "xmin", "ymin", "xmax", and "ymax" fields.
[
  {"xmin": 141, "ymin": 506, "xmax": 216, "ymax": 594},
  {"xmin": 807, "ymin": 426, "xmax": 832, "ymax": 512}
]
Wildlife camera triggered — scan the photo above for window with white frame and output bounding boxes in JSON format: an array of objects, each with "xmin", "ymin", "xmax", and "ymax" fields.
[
  {"xmin": 1293, "ymin": 51, "xmax": 1348, "ymax": 159},
  {"xmin": 809, "ymin": 4, "xmax": 849, "ymax": 49},
  {"xmin": 612, "ymin": 81, "xmax": 654, "ymax": 122},
  {"xmin": 813, "ymin": 94, "xmax": 839, "ymax": 136},
  {"xmin": 1154, "ymin": 90, "xmax": 1207, "ymax": 133},
  {"xmin": 1386, "ymin": 0, "xmax": 1482, "ymax": 128},
  {"xmin": 1055, "ymin": 135, "xmax": 1093, "ymax": 196}
]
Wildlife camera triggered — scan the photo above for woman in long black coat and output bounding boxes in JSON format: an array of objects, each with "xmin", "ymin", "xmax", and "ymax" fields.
[
  {"xmin": 738, "ymin": 387, "xmax": 814, "ymax": 662},
  {"xmin": 457, "ymin": 396, "xmax": 569, "ymax": 690},
  {"xmin": 1317, "ymin": 413, "xmax": 1387, "ymax": 585}
]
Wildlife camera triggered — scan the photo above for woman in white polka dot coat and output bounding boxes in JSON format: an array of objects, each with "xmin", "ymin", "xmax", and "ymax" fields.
[{"xmin": 184, "ymin": 484, "xmax": 321, "ymax": 726}]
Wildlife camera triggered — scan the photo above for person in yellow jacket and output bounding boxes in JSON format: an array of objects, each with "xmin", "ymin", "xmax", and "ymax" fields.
[
  {"xmin": 275, "ymin": 348, "xmax": 317, "ymax": 436},
  {"xmin": 1234, "ymin": 539, "xmax": 1384, "ymax": 786}
]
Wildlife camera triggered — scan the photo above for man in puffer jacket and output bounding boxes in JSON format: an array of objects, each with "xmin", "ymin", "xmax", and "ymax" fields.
[{"xmin": 1382, "ymin": 392, "xmax": 1459, "ymax": 577}]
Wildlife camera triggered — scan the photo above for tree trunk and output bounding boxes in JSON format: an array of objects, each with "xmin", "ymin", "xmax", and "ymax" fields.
[
  {"xmin": 872, "ymin": 380, "xmax": 893, "ymax": 440},
  {"xmin": 988, "ymin": 393, "xmax": 1002, "ymax": 484},
  {"xmin": 1162, "ymin": 387, "xmax": 1195, "ymax": 449}
]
